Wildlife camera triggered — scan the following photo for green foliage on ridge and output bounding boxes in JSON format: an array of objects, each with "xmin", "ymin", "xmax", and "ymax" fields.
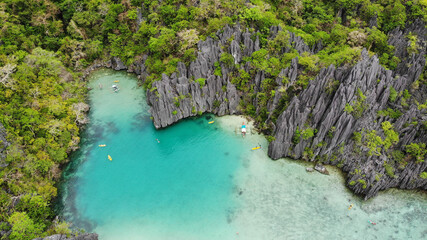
[{"xmin": 0, "ymin": 0, "xmax": 426, "ymax": 238}]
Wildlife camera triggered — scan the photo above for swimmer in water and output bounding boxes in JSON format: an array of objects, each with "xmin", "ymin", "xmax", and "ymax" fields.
[{"xmin": 156, "ymin": 138, "xmax": 160, "ymax": 143}]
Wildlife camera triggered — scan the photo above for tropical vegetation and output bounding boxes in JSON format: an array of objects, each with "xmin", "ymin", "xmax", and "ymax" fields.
[{"xmin": 0, "ymin": 0, "xmax": 426, "ymax": 239}]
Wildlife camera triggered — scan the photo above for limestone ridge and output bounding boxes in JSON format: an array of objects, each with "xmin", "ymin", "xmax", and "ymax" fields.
[
  {"xmin": 145, "ymin": 24, "xmax": 311, "ymax": 129},
  {"xmin": 117, "ymin": 22, "xmax": 425, "ymax": 199},
  {"xmin": 147, "ymin": 24, "xmax": 255, "ymax": 128},
  {"xmin": 270, "ymin": 20, "xmax": 427, "ymax": 199}
]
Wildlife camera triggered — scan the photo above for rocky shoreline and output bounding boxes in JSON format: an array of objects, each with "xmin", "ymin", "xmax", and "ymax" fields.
[
  {"xmin": 34, "ymin": 233, "xmax": 98, "ymax": 240},
  {"xmin": 109, "ymin": 21, "xmax": 426, "ymax": 199},
  {"xmin": 4, "ymin": 19, "xmax": 421, "ymax": 240},
  {"xmin": 64, "ymin": 21, "xmax": 426, "ymax": 205}
]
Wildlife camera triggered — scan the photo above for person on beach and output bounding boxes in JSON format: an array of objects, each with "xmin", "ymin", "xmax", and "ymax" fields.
[{"xmin": 241, "ymin": 122, "xmax": 246, "ymax": 137}]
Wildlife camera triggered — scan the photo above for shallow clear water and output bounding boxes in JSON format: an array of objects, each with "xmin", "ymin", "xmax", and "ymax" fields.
[{"xmin": 60, "ymin": 69, "xmax": 427, "ymax": 240}]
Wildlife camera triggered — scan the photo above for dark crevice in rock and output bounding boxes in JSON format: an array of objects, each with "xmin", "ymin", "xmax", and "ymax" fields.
[
  {"xmin": 269, "ymin": 20, "xmax": 427, "ymax": 199},
  {"xmin": 106, "ymin": 22, "xmax": 426, "ymax": 199}
]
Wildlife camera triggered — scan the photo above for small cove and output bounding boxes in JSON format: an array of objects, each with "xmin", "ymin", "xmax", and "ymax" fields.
[{"xmin": 59, "ymin": 69, "xmax": 427, "ymax": 239}]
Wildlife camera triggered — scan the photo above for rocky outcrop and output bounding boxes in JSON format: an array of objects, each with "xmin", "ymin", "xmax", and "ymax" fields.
[
  {"xmin": 110, "ymin": 57, "xmax": 127, "ymax": 71},
  {"xmin": 269, "ymin": 50, "xmax": 389, "ymax": 160},
  {"xmin": 33, "ymin": 233, "xmax": 98, "ymax": 240},
  {"xmin": 146, "ymin": 24, "xmax": 310, "ymax": 129},
  {"xmin": 82, "ymin": 55, "xmax": 149, "ymax": 81},
  {"xmin": 146, "ymin": 24, "xmax": 256, "ymax": 128},
  {"xmin": 117, "ymin": 22, "xmax": 426, "ymax": 199},
  {"xmin": 269, "ymin": 21, "xmax": 427, "ymax": 199}
]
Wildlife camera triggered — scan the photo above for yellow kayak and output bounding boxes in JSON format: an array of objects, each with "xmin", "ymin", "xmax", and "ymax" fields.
[
  {"xmin": 99, "ymin": 144, "xmax": 106, "ymax": 147},
  {"xmin": 114, "ymin": 80, "xmax": 119, "ymax": 83},
  {"xmin": 348, "ymin": 204, "xmax": 353, "ymax": 210},
  {"xmin": 252, "ymin": 146, "xmax": 261, "ymax": 150},
  {"xmin": 208, "ymin": 121, "xmax": 214, "ymax": 124},
  {"xmin": 108, "ymin": 155, "xmax": 112, "ymax": 161}
]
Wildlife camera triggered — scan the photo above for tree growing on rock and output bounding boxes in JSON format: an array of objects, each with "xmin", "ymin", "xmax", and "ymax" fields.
[{"xmin": 177, "ymin": 29, "xmax": 199, "ymax": 55}]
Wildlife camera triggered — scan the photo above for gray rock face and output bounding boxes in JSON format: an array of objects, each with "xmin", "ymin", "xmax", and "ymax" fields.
[
  {"xmin": 146, "ymin": 25, "xmax": 264, "ymax": 128},
  {"xmin": 145, "ymin": 24, "xmax": 314, "ymax": 129},
  {"xmin": 269, "ymin": 50, "xmax": 386, "ymax": 160},
  {"xmin": 115, "ymin": 22, "xmax": 426, "ymax": 199},
  {"xmin": 269, "ymin": 21, "xmax": 427, "ymax": 199},
  {"xmin": 288, "ymin": 31, "xmax": 311, "ymax": 54},
  {"xmin": 145, "ymin": 24, "xmax": 319, "ymax": 129},
  {"xmin": 270, "ymin": 25, "xmax": 312, "ymax": 54},
  {"xmin": 33, "ymin": 233, "xmax": 98, "ymax": 240},
  {"xmin": 111, "ymin": 57, "xmax": 127, "ymax": 71}
]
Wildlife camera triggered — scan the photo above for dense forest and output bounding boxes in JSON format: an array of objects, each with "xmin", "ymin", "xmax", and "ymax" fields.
[{"xmin": 0, "ymin": 0, "xmax": 426, "ymax": 239}]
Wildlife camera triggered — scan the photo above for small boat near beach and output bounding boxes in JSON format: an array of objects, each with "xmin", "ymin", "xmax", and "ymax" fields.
[
  {"xmin": 108, "ymin": 155, "xmax": 112, "ymax": 161},
  {"xmin": 208, "ymin": 121, "xmax": 214, "ymax": 124},
  {"xmin": 114, "ymin": 80, "xmax": 120, "ymax": 83},
  {"xmin": 99, "ymin": 144, "xmax": 106, "ymax": 147},
  {"xmin": 252, "ymin": 146, "xmax": 261, "ymax": 150}
]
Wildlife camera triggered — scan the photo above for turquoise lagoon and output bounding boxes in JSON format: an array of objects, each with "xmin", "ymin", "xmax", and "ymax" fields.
[{"xmin": 59, "ymin": 69, "xmax": 427, "ymax": 240}]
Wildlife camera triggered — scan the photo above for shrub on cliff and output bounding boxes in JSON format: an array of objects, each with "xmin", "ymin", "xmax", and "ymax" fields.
[
  {"xmin": 405, "ymin": 143, "xmax": 427, "ymax": 163},
  {"xmin": 196, "ymin": 78, "xmax": 206, "ymax": 87}
]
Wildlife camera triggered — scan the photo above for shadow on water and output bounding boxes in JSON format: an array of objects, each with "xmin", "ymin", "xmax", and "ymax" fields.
[
  {"xmin": 89, "ymin": 125, "xmax": 106, "ymax": 141},
  {"xmin": 226, "ymin": 208, "xmax": 236, "ymax": 224},
  {"xmin": 241, "ymin": 157, "xmax": 250, "ymax": 168},
  {"xmin": 130, "ymin": 112, "xmax": 152, "ymax": 131},
  {"xmin": 55, "ymin": 175, "xmax": 97, "ymax": 232},
  {"xmin": 105, "ymin": 121, "xmax": 119, "ymax": 134},
  {"xmin": 54, "ymin": 120, "xmax": 108, "ymax": 230},
  {"xmin": 133, "ymin": 112, "xmax": 150, "ymax": 122}
]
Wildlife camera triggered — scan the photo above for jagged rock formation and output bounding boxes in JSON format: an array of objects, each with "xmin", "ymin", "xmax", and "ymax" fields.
[
  {"xmin": 121, "ymin": 22, "xmax": 426, "ymax": 199},
  {"xmin": 146, "ymin": 24, "xmax": 254, "ymax": 128},
  {"xmin": 33, "ymin": 233, "xmax": 98, "ymax": 240},
  {"xmin": 270, "ymin": 48, "xmax": 426, "ymax": 198},
  {"xmin": 269, "ymin": 20, "xmax": 427, "ymax": 199},
  {"xmin": 145, "ymin": 24, "xmax": 310, "ymax": 128}
]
